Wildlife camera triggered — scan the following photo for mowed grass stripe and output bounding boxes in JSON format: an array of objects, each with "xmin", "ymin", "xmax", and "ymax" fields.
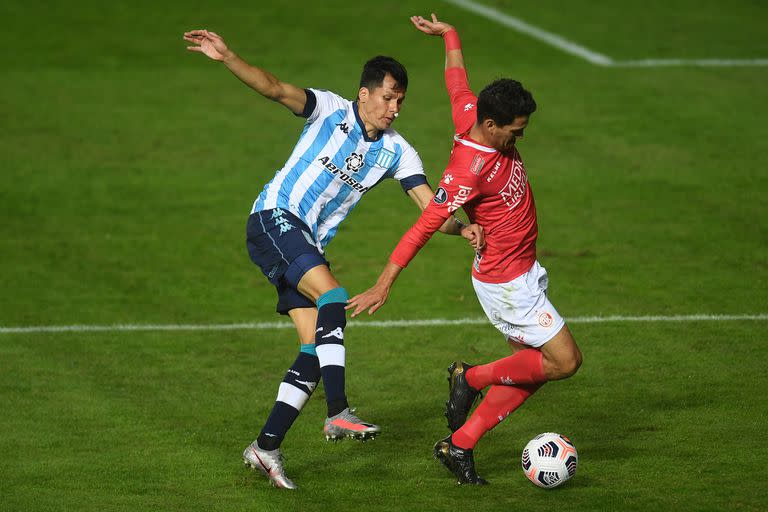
[{"xmin": 1, "ymin": 314, "xmax": 766, "ymax": 334}]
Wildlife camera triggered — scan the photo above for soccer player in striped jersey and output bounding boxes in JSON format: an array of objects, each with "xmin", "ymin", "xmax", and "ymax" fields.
[
  {"xmin": 346, "ymin": 15, "xmax": 583, "ymax": 485},
  {"xmin": 183, "ymin": 29, "xmax": 483, "ymax": 489}
]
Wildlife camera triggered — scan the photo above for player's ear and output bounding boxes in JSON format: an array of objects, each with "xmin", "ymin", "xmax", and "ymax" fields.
[
  {"xmin": 484, "ymin": 118, "xmax": 496, "ymax": 132},
  {"xmin": 358, "ymin": 87, "xmax": 369, "ymax": 103}
]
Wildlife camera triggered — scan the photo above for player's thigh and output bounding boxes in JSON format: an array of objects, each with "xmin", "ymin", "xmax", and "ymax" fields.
[
  {"xmin": 246, "ymin": 210, "xmax": 327, "ymax": 287},
  {"xmin": 296, "ymin": 264, "xmax": 341, "ymax": 302},
  {"xmin": 246, "ymin": 208, "xmax": 331, "ymax": 304},
  {"xmin": 539, "ymin": 324, "xmax": 582, "ymax": 380},
  {"xmin": 288, "ymin": 307, "xmax": 319, "ymax": 345}
]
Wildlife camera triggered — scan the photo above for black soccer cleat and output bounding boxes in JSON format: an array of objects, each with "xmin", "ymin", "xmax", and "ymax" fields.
[
  {"xmin": 445, "ymin": 361, "xmax": 482, "ymax": 432},
  {"xmin": 433, "ymin": 436, "xmax": 489, "ymax": 485}
]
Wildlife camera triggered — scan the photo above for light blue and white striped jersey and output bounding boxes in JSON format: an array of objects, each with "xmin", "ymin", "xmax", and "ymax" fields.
[{"xmin": 252, "ymin": 88, "xmax": 427, "ymax": 248}]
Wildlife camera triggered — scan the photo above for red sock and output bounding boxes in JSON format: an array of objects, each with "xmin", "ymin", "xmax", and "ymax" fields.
[
  {"xmin": 451, "ymin": 383, "xmax": 541, "ymax": 450},
  {"xmin": 465, "ymin": 349, "xmax": 547, "ymax": 389}
]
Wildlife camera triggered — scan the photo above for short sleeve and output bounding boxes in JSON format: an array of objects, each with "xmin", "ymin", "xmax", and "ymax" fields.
[
  {"xmin": 391, "ymin": 143, "xmax": 424, "ymax": 181},
  {"xmin": 304, "ymin": 88, "xmax": 349, "ymax": 123}
]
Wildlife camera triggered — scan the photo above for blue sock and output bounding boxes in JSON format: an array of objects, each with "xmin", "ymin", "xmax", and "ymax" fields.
[
  {"xmin": 257, "ymin": 346, "xmax": 320, "ymax": 451},
  {"xmin": 315, "ymin": 288, "xmax": 349, "ymax": 417}
]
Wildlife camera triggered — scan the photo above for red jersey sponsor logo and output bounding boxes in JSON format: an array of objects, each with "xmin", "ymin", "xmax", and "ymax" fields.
[
  {"xmin": 447, "ymin": 185, "xmax": 473, "ymax": 213},
  {"xmin": 499, "ymin": 159, "xmax": 527, "ymax": 210},
  {"xmin": 469, "ymin": 154, "xmax": 485, "ymax": 175}
]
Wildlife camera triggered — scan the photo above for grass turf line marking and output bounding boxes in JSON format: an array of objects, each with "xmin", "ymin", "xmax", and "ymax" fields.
[
  {"xmin": 1, "ymin": 314, "xmax": 766, "ymax": 334},
  {"xmin": 443, "ymin": 0, "xmax": 612, "ymax": 65},
  {"xmin": 443, "ymin": 0, "xmax": 768, "ymax": 67}
]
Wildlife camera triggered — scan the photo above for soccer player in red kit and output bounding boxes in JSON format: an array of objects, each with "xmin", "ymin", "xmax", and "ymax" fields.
[{"xmin": 347, "ymin": 14, "xmax": 583, "ymax": 485}]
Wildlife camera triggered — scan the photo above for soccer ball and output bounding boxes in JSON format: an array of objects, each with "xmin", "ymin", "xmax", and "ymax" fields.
[{"xmin": 521, "ymin": 432, "xmax": 578, "ymax": 488}]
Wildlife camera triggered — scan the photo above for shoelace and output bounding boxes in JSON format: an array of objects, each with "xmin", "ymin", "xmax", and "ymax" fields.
[{"xmin": 344, "ymin": 407, "xmax": 362, "ymax": 422}]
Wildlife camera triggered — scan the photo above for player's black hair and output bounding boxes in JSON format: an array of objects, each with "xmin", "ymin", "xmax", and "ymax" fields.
[
  {"xmin": 477, "ymin": 79, "xmax": 537, "ymax": 126},
  {"xmin": 360, "ymin": 56, "xmax": 408, "ymax": 91}
]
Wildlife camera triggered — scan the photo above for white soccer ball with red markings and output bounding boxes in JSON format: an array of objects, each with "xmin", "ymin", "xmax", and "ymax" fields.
[{"xmin": 521, "ymin": 432, "xmax": 578, "ymax": 488}]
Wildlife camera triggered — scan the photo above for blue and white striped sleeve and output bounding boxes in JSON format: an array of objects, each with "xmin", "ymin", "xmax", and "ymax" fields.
[
  {"xmin": 393, "ymin": 142, "xmax": 428, "ymax": 193},
  {"xmin": 302, "ymin": 89, "xmax": 349, "ymax": 123}
]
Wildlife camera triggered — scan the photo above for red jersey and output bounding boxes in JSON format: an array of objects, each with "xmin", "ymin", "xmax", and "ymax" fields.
[{"xmin": 390, "ymin": 67, "xmax": 538, "ymax": 284}]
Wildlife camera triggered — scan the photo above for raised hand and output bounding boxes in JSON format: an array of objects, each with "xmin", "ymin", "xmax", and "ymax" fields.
[
  {"xmin": 183, "ymin": 29, "xmax": 231, "ymax": 61},
  {"xmin": 410, "ymin": 13, "xmax": 454, "ymax": 36}
]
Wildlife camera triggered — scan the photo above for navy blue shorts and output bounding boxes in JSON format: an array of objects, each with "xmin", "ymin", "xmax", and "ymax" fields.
[{"xmin": 246, "ymin": 209, "xmax": 328, "ymax": 315}]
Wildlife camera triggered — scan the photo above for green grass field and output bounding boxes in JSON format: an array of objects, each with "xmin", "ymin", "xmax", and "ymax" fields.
[{"xmin": 2, "ymin": 0, "xmax": 767, "ymax": 510}]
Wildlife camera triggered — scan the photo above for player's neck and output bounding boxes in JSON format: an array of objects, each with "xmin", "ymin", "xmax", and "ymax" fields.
[
  {"xmin": 358, "ymin": 110, "xmax": 380, "ymax": 139},
  {"xmin": 469, "ymin": 123, "xmax": 493, "ymax": 147},
  {"xmin": 354, "ymin": 101, "xmax": 381, "ymax": 140}
]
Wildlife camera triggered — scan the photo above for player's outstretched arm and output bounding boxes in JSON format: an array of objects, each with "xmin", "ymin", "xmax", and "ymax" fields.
[
  {"xmin": 183, "ymin": 29, "xmax": 307, "ymax": 115},
  {"xmin": 406, "ymin": 184, "xmax": 484, "ymax": 248},
  {"xmin": 410, "ymin": 14, "xmax": 464, "ymax": 70}
]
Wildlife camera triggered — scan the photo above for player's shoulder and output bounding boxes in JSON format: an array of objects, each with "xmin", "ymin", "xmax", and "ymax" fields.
[
  {"xmin": 446, "ymin": 139, "xmax": 494, "ymax": 179},
  {"xmin": 380, "ymin": 128, "xmax": 417, "ymax": 153},
  {"xmin": 307, "ymin": 88, "xmax": 352, "ymax": 113},
  {"xmin": 452, "ymin": 137, "xmax": 495, "ymax": 161},
  {"xmin": 381, "ymin": 127, "xmax": 410, "ymax": 145}
]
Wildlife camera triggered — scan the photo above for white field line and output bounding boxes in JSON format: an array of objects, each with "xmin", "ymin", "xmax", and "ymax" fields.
[
  {"xmin": 1, "ymin": 314, "xmax": 766, "ymax": 334},
  {"xmin": 443, "ymin": 0, "xmax": 613, "ymax": 65},
  {"xmin": 443, "ymin": 0, "xmax": 768, "ymax": 67}
]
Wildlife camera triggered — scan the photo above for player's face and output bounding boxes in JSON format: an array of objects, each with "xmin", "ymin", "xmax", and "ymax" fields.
[
  {"xmin": 490, "ymin": 115, "xmax": 529, "ymax": 151},
  {"xmin": 358, "ymin": 74, "xmax": 406, "ymax": 133}
]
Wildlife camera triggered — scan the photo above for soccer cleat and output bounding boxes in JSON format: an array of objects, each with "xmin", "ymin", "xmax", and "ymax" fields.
[
  {"xmin": 242, "ymin": 442, "xmax": 297, "ymax": 490},
  {"xmin": 445, "ymin": 361, "xmax": 482, "ymax": 432},
  {"xmin": 433, "ymin": 436, "xmax": 489, "ymax": 485},
  {"xmin": 324, "ymin": 407, "xmax": 380, "ymax": 441}
]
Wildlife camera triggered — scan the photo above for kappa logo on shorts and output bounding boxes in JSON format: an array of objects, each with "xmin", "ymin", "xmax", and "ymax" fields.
[
  {"xmin": 271, "ymin": 208, "xmax": 294, "ymax": 235},
  {"xmin": 538, "ymin": 312, "xmax": 554, "ymax": 328}
]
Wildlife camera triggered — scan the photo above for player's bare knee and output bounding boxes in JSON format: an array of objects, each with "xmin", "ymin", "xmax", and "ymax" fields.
[
  {"xmin": 544, "ymin": 349, "xmax": 581, "ymax": 380},
  {"xmin": 564, "ymin": 349, "xmax": 582, "ymax": 378}
]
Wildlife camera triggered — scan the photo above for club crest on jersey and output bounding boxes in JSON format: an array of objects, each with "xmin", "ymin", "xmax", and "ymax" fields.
[
  {"xmin": 447, "ymin": 185, "xmax": 473, "ymax": 212},
  {"xmin": 469, "ymin": 154, "xmax": 485, "ymax": 175},
  {"xmin": 345, "ymin": 152, "xmax": 365, "ymax": 172},
  {"xmin": 433, "ymin": 187, "xmax": 448, "ymax": 204},
  {"xmin": 374, "ymin": 148, "xmax": 396, "ymax": 168}
]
